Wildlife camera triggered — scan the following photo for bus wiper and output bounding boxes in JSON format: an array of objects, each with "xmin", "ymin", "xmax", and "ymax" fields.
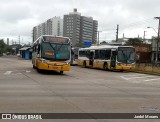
[
  {"xmin": 121, "ymin": 51, "xmax": 126, "ymax": 63},
  {"xmin": 48, "ymin": 43, "xmax": 56, "ymax": 59},
  {"xmin": 56, "ymin": 43, "xmax": 64, "ymax": 53},
  {"xmin": 49, "ymin": 43, "xmax": 55, "ymax": 51}
]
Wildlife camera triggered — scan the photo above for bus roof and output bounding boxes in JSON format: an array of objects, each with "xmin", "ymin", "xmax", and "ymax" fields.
[{"xmin": 79, "ymin": 45, "xmax": 134, "ymax": 51}]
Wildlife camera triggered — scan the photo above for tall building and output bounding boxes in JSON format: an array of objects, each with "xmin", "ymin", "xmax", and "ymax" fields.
[
  {"xmin": 63, "ymin": 9, "xmax": 81, "ymax": 46},
  {"xmin": 63, "ymin": 9, "xmax": 98, "ymax": 47},
  {"xmin": 33, "ymin": 16, "xmax": 63, "ymax": 42}
]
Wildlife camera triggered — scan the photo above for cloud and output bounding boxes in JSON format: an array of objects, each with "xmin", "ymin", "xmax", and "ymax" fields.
[{"xmin": 0, "ymin": 0, "xmax": 160, "ymax": 43}]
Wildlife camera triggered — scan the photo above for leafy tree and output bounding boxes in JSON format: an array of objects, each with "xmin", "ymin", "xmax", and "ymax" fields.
[
  {"xmin": 0, "ymin": 39, "xmax": 14, "ymax": 55},
  {"xmin": 0, "ymin": 39, "xmax": 6, "ymax": 48},
  {"xmin": 125, "ymin": 38, "xmax": 143, "ymax": 46},
  {"xmin": 100, "ymin": 41, "xmax": 108, "ymax": 45},
  {"xmin": 0, "ymin": 39, "xmax": 6, "ymax": 55},
  {"xmin": 5, "ymin": 46, "xmax": 14, "ymax": 54}
]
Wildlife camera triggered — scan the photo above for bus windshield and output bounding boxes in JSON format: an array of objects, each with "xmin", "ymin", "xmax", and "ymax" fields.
[
  {"xmin": 41, "ymin": 42, "xmax": 71, "ymax": 61},
  {"xmin": 117, "ymin": 47, "xmax": 136, "ymax": 64}
]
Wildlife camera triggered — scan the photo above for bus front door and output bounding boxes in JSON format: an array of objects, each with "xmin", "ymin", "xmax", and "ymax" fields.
[
  {"xmin": 89, "ymin": 51, "xmax": 94, "ymax": 67},
  {"xmin": 110, "ymin": 50, "xmax": 117, "ymax": 69}
]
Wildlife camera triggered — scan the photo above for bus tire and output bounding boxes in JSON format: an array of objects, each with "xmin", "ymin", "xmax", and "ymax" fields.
[
  {"xmin": 82, "ymin": 61, "xmax": 86, "ymax": 68},
  {"xmin": 33, "ymin": 65, "xmax": 36, "ymax": 69},
  {"xmin": 60, "ymin": 71, "xmax": 63, "ymax": 74},
  {"xmin": 37, "ymin": 68, "xmax": 42, "ymax": 73},
  {"xmin": 103, "ymin": 63, "xmax": 108, "ymax": 71}
]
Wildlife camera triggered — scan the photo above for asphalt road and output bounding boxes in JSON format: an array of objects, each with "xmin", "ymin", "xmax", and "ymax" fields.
[{"xmin": 0, "ymin": 56, "xmax": 160, "ymax": 122}]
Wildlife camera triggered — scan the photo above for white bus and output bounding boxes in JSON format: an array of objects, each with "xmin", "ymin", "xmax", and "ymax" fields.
[
  {"xmin": 32, "ymin": 35, "xmax": 71, "ymax": 74},
  {"xmin": 77, "ymin": 45, "xmax": 136, "ymax": 71}
]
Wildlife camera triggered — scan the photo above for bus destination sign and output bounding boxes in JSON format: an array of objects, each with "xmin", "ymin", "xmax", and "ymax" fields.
[{"xmin": 43, "ymin": 37, "xmax": 69, "ymax": 43}]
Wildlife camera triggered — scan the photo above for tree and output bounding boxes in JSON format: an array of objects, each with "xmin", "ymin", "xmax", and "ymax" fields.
[
  {"xmin": 5, "ymin": 46, "xmax": 14, "ymax": 54},
  {"xmin": 0, "ymin": 39, "xmax": 6, "ymax": 55},
  {"xmin": 100, "ymin": 41, "xmax": 108, "ymax": 45},
  {"xmin": 0, "ymin": 39, "xmax": 6, "ymax": 48},
  {"xmin": 125, "ymin": 38, "xmax": 143, "ymax": 46}
]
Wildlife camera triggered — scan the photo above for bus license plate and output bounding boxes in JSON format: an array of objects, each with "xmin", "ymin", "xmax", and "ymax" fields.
[{"xmin": 53, "ymin": 66, "xmax": 58, "ymax": 69}]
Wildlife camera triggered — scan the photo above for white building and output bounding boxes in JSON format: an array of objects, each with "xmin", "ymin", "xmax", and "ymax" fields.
[{"xmin": 33, "ymin": 16, "xmax": 63, "ymax": 42}]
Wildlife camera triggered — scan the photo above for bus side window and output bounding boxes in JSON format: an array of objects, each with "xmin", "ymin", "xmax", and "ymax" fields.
[
  {"xmin": 95, "ymin": 50, "xmax": 99, "ymax": 59},
  {"xmin": 105, "ymin": 50, "xmax": 111, "ymax": 60}
]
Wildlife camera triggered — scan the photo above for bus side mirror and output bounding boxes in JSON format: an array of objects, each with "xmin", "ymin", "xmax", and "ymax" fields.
[{"xmin": 37, "ymin": 44, "xmax": 40, "ymax": 54}]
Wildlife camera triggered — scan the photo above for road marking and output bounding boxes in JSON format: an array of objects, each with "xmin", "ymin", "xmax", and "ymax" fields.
[
  {"xmin": 120, "ymin": 76, "xmax": 130, "ymax": 80},
  {"xmin": 26, "ymin": 70, "xmax": 31, "ymax": 73},
  {"xmin": 126, "ymin": 75, "xmax": 156, "ymax": 80},
  {"xmin": 4, "ymin": 71, "xmax": 12, "ymax": 75},
  {"xmin": 144, "ymin": 78, "xmax": 160, "ymax": 82},
  {"xmin": 120, "ymin": 74, "xmax": 146, "ymax": 77}
]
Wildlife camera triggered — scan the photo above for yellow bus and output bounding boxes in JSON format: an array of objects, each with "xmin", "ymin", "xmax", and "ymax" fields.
[
  {"xmin": 77, "ymin": 45, "xmax": 136, "ymax": 71},
  {"xmin": 32, "ymin": 35, "xmax": 71, "ymax": 74}
]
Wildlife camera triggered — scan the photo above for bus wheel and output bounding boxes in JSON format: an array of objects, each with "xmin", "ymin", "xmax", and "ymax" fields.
[
  {"xmin": 82, "ymin": 61, "xmax": 86, "ymax": 68},
  {"xmin": 37, "ymin": 68, "xmax": 42, "ymax": 73},
  {"xmin": 60, "ymin": 71, "xmax": 63, "ymax": 74},
  {"xmin": 33, "ymin": 65, "xmax": 36, "ymax": 69},
  {"xmin": 103, "ymin": 63, "xmax": 108, "ymax": 71}
]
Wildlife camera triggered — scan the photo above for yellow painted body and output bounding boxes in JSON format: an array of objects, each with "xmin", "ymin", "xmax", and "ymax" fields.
[
  {"xmin": 32, "ymin": 58, "xmax": 70, "ymax": 71},
  {"xmin": 115, "ymin": 64, "xmax": 135, "ymax": 70},
  {"xmin": 77, "ymin": 59, "xmax": 135, "ymax": 71}
]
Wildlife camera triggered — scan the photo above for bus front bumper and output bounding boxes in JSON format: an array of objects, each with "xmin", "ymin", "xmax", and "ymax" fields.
[
  {"xmin": 37, "ymin": 61, "xmax": 70, "ymax": 71},
  {"xmin": 116, "ymin": 65, "xmax": 135, "ymax": 70}
]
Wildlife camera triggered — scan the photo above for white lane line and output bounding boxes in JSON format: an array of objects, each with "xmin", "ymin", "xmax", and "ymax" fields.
[
  {"xmin": 4, "ymin": 71, "xmax": 13, "ymax": 75},
  {"xmin": 120, "ymin": 75, "xmax": 156, "ymax": 80},
  {"xmin": 144, "ymin": 78, "xmax": 160, "ymax": 82},
  {"xmin": 120, "ymin": 76, "xmax": 130, "ymax": 80},
  {"xmin": 121, "ymin": 74, "xmax": 146, "ymax": 77},
  {"xmin": 26, "ymin": 70, "xmax": 31, "ymax": 73},
  {"xmin": 126, "ymin": 75, "xmax": 156, "ymax": 80}
]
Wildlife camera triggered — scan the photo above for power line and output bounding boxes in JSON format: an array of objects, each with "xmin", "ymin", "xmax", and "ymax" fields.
[{"xmin": 102, "ymin": 17, "xmax": 155, "ymax": 31}]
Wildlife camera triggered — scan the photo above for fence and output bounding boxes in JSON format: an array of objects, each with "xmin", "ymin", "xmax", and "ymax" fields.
[{"xmin": 135, "ymin": 63, "xmax": 160, "ymax": 74}]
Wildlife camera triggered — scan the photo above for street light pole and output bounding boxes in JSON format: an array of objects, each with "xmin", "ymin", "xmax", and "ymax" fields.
[
  {"xmin": 97, "ymin": 31, "xmax": 102, "ymax": 45},
  {"xmin": 143, "ymin": 31, "xmax": 146, "ymax": 42},
  {"xmin": 154, "ymin": 17, "xmax": 160, "ymax": 62},
  {"xmin": 147, "ymin": 27, "xmax": 158, "ymax": 34},
  {"xmin": 116, "ymin": 24, "xmax": 119, "ymax": 42}
]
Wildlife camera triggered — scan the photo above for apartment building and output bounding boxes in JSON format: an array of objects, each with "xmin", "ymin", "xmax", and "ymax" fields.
[
  {"xmin": 63, "ymin": 9, "xmax": 98, "ymax": 47},
  {"xmin": 63, "ymin": 9, "xmax": 81, "ymax": 46},
  {"xmin": 33, "ymin": 16, "xmax": 63, "ymax": 42}
]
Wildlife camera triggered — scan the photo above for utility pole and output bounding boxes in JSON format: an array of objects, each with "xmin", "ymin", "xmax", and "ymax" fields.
[
  {"xmin": 143, "ymin": 31, "xmax": 146, "ymax": 42},
  {"xmin": 154, "ymin": 17, "xmax": 160, "ymax": 62},
  {"xmin": 18, "ymin": 35, "xmax": 20, "ymax": 45},
  {"xmin": 116, "ymin": 24, "xmax": 119, "ymax": 42}
]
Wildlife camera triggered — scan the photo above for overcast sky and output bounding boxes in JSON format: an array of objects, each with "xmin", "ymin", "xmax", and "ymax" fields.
[{"xmin": 0, "ymin": 0, "xmax": 160, "ymax": 44}]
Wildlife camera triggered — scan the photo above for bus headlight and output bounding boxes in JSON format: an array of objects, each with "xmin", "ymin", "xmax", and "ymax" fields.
[
  {"xmin": 117, "ymin": 63, "xmax": 122, "ymax": 66},
  {"xmin": 65, "ymin": 62, "xmax": 69, "ymax": 65},
  {"xmin": 40, "ymin": 58, "xmax": 48, "ymax": 63},
  {"xmin": 64, "ymin": 62, "xmax": 70, "ymax": 65}
]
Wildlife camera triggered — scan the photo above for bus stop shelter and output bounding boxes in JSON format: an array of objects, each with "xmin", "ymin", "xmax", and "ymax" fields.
[{"xmin": 19, "ymin": 47, "xmax": 32, "ymax": 60}]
